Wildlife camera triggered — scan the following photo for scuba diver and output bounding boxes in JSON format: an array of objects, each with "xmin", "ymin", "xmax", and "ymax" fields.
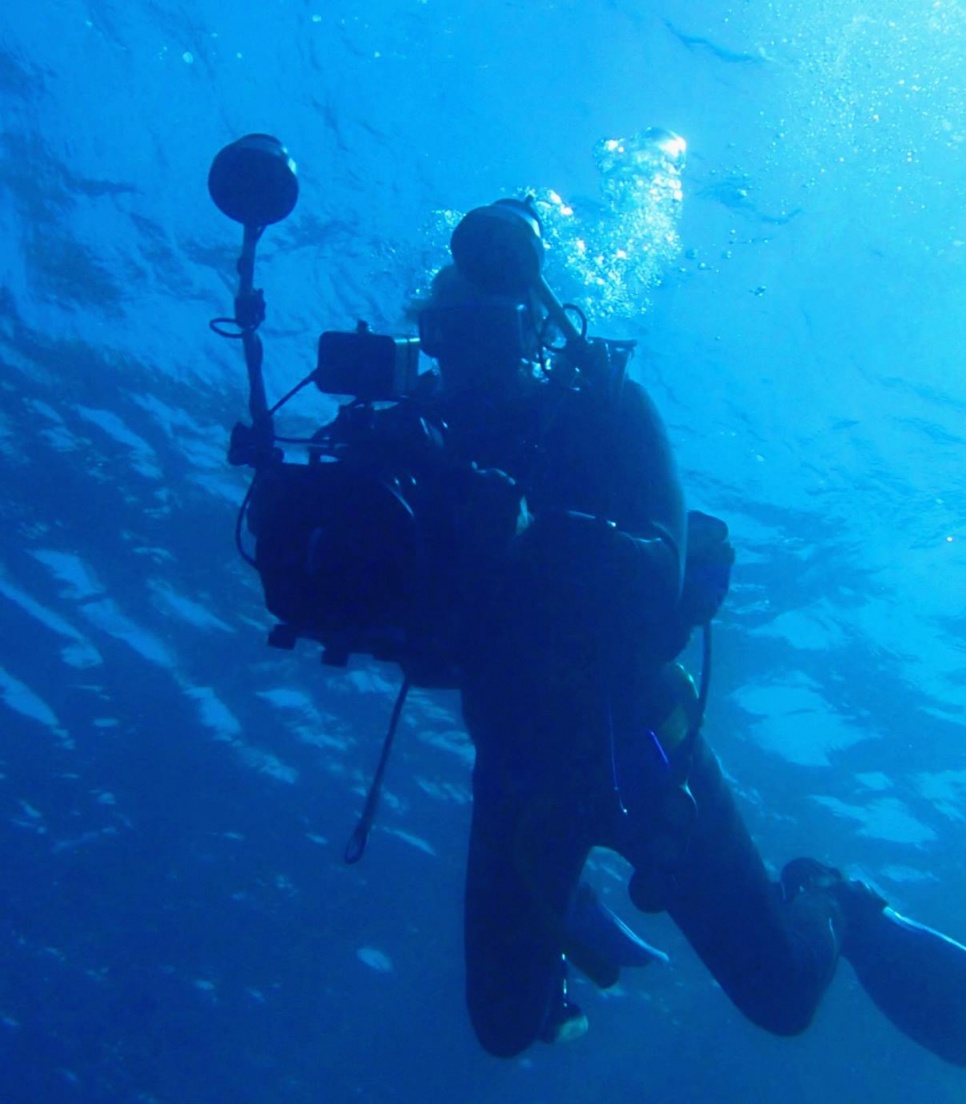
[
  {"xmin": 209, "ymin": 135, "xmax": 966, "ymax": 1066},
  {"xmin": 414, "ymin": 212, "xmax": 966, "ymax": 1061}
]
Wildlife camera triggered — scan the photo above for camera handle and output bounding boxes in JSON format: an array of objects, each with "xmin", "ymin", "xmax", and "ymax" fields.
[
  {"xmin": 235, "ymin": 226, "xmax": 275, "ymax": 467},
  {"xmin": 211, "ymin": 223, "xmax": 277, "ymax": 470},
  {"xmin": 236, "ymin": 226, "xmax": 269, "ymax": 423}
]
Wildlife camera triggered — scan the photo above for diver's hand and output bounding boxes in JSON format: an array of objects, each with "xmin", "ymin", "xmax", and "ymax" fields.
[
  {"xmin": 679, "ymin": 510, "xmax": 734, "ymax": 627},
  {"xmin": 456, "ymin": 465, "xmax": 528, "ymax": 565},
  {"xmin": 512, "ymin": 509, "xmax": 679, "ymax": 645}
]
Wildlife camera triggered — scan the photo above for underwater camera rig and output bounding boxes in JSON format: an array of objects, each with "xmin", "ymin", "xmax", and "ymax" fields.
[{"xmin": 208, "ymin": 133, "xmax": 639, "ymax": 677}]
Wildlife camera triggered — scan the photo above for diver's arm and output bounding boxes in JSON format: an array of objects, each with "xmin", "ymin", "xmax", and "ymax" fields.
[
  {"xmin": 615, "ymin": 383, "xmax": 734, "ymax": 638},
  {"xmin": 604, "ymin": 379, "xmax": 687, "ymax": 619},
  {"xmin": 604, "ymin": 380, "xmax": 736, "ymax": 653},
  {"xmin": 611, "ymin": 380, "xmax": 687, "ymax": 577}
]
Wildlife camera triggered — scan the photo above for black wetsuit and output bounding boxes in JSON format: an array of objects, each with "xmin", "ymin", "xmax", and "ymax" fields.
[{"xmin": 434, "ymin": 374, "xmax": 840, "ymax": 1059}]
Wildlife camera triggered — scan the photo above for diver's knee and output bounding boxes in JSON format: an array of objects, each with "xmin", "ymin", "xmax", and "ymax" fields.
[
  {"xmin": 751, "ymin": 998, "xmax": 816, "ymax": 1037},
  {"xmin": 469, "ymin": 1006, "xmax": 535, "ymax": 1058},
  {"xmin": 730, "ymin": 978, "xmax": 819, "ymax": 1037}
]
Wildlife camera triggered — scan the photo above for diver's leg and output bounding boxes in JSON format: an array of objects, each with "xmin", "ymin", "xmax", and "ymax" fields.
[
  {"xmin": 627, "ymin": 736, "xmax": 839, "ymax": 1035},
  {"xmin": 464, "ymin": 758, "xmax": 589, "ymax": 1058}
]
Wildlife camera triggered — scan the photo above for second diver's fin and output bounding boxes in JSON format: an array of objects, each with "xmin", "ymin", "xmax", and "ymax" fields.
[
  {"xmin": 782, "ymin": 858, "xmax": 966, "ymax": 1066},
  {"xmin": 564, "ymin": 882, "xmax": 668, "ymax": 988},
  {"xmin": 842, "ymin": 901, "xmax": 966, "ymax": 1067}
]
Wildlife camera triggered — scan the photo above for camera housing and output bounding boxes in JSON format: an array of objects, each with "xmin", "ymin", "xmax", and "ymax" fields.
[{"xmin": 316, "ymin": 324, "xmax": 422, "ymax": 401}]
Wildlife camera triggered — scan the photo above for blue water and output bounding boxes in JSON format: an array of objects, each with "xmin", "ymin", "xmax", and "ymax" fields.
[{"xmin": 2, "ymin": 1, "xmax": 965, "ymax": 1100}]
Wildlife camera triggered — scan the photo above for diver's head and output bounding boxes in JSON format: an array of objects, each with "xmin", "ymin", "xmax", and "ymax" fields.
[
  {"xmin": 417, "ymin": 265, "xmax": 542, "ymax": 393},
  {"xmin": 449, "ymin": 197, "xmax": 545, "ymax": 298}
]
